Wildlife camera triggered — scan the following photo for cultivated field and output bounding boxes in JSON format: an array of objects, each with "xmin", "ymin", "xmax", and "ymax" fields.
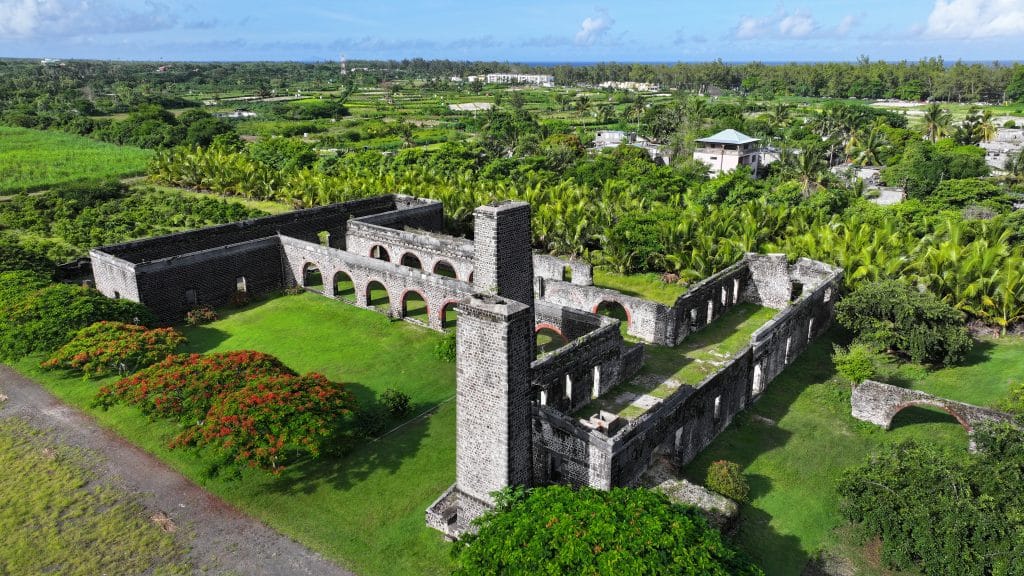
[{"xmin": 0, "ymin": 126, "xmax": 152, "ymax": 194}]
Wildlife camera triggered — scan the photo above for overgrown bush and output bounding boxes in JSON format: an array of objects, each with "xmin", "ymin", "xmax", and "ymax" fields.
[
  {"xmin": 837, "ymin": 424, "xmax": 1024, "ymax": 575},
  {"xmin": 433, "ymin": 330, "xmax": 456, "ymax": 362},
  {"xmin": 831, "ymin": 342, "xmax": 877, "ymax": 384},
  {"xmin": 0, "ymin": 272, "xmax": 154, "ymax": 360},
  {"xmin": 353, "ymin": 404, "xmax": 389, "ymax": 438},
  {"xmin": 185, "ymin": 305, "xmax": 217, "ymax": 326},
  {"xmin": 41, "ymin": 321, "xmax": 186, "ymax": 376},
  {"xmin": 452, "ymin": 485, "xmax": 762, "ymax": 575},
  {"xmin": 836, "ymin": 280, "xmax": 973, "ymax": 366},
  {"xmin": 380, "ymin": 388, "xmax": 411, "ymax": 418},
  {"xmin": 706, "ymin": 460, "xmax": 750, "ymax": 502},
  {"xmin": 229, "ymin": 289, "xmax": 250, "ymax": 307},
  {"xmin": 998, "ymin": 381, "xmax": 1024, "ymax": 415}
]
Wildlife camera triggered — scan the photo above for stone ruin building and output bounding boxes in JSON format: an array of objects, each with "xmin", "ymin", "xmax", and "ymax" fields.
[{"xmin": 88, "ymin": 194, "xmax": 842, "ymax": 538}]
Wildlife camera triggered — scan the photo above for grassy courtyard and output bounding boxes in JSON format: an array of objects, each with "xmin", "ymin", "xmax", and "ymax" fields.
[
  {"xmin": 14, "ymin": 293, "xmax": 458, "ymax": 576},
  {"xmin": 682, "ymin": 331, "xmax": 1024, "ymax": 575}
]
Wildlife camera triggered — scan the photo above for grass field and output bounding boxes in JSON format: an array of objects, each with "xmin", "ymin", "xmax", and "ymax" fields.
[
  {"xmin": 0, "ymin": 126, "xmax": 152, "ymax": 194},
  {"xmin": 593, "ymin": 268, "xmax": 688, "ymax": 306},
  {"xmin": 0, "ymin": 418, "xmax": 191, "ymax": 575},
  {"xmin": 682, "ymin": 330, "xmax": 1023, "ymax": 575},
  {"xmin": 14, "ymin": 293, "xmax": 458, "ymax": 576}
]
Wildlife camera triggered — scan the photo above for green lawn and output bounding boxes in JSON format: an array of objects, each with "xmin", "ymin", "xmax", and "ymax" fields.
[
  {"xmin": 0, "ymin": 418, "xmax": 191, "ymax": 575},
  {"xmin": 593, "ymin": 268, "xmax": 688, "ymax": 306},
  {"xmin": 0, "ymin": 126, "xmax": 153, "ymax": 194},
  {"xmin": 13, "ymin": 293, "xmax": 457, "ymax": 576},
  {"xmin": 682, "ymin": 331, "xmax": 1022, "ymax": 576}
]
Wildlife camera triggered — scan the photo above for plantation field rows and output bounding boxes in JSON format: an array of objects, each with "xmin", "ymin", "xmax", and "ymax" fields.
[{"xmin": 0, "ymin": 126, "xmax": 152, "ymax": 194}]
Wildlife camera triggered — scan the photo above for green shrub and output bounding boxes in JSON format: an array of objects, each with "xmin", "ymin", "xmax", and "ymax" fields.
[
  {"xmin": 1005, "ymin": 120, "xmax": 1017, "ymax": 129},
  {"xmin": 0, "ymin": 275, "xmax": 154, "ymax": 360},
  {"xmin": 380, "ymin": 388, "xmax": 411, "ymax": 418},
  {"xmin": 836, "ymin": 280, "xmax": 972, "ymax": 366},
  {"xmin": 452, "ymin": 485, "xmax": 762, "ymax": 575},
  {"xmin": 832, "ymin": 342, "xmax": 877, "ymax": 384},
  {"xmin": 706, "ymin": 460, "xmax": 750, "ymax": 502},
  {"xmin": 433, "ymin": 330, "xmax": 456, "ymax": 362},
  {"xmin": 998, "ymin": 381, "xmax": 1024, "ymax": 415},
  {"xmin": 353, "ymin": 405, "xmax": 389, "ymax": 438}
]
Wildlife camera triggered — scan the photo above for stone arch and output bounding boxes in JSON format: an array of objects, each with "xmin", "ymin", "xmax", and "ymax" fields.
[
  {"xmin": 433, "ymin": 260, "xmax": 458, "ymax": 279},
  {"xmin": 365, "ymin": 280, "xmax": 390, "ymax": 311},
  {"xmin": 535, "ymin": 323, "xmax": 569, "ymax": 356},
  {"xmin": 370, "ymin": 245, "xmax": 391, "ymax": 262},
  {"xmin": 401, "ymin": 289, "xmax": 429, "ymax": 322},
  {"xmin": 593, "ymin": 300, "xmax": 632, "ymax": 330},
  {"xmin": 883, "ymin": 401, "xmax": 974, "ymax": 434},
  {"xmin": 333, "ymin": 270, "xmax": 355, "ymax": 302},
  {"xmin": 400, "ymin": 252, "xmax": 423, "ymax": 270},
  {"xmin": 440, "ymin": 300, "xmax": 459, "ymax": 329},
  {"xmin": 302, "ymin": 262, "xmax": 324, "ymax": 292}
]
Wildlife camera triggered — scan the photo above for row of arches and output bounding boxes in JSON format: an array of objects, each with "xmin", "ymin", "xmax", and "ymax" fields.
[
  {"xmin": 302, "ymin": 263, "xmax": 459, "ymax": 329},
  {"xmin": 368, "ymin": 244, "xmax": 469, "ymax": 282}
]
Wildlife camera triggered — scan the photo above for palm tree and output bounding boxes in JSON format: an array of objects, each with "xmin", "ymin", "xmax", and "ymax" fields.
[
  {"xmin": 789, "ymin": 146, "xmax": 828, "ymax": 197},
  {"xmin": 850, "ymin": 126, "xmax": 889, "ymax": 166},
  {"xmin": 978, "ymin": 109, "xmax": 997, "ymax": 142},
  {"xmin": 922, "ymin": 102, "xmax": 951, "ymax": 143}
]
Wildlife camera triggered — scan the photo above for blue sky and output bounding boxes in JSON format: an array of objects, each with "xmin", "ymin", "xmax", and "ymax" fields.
[{"xmin": 2, "ymin": 0, "xmax": 1023, "ymax": 62}]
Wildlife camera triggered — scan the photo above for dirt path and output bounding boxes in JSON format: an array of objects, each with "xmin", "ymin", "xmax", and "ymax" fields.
[{"xmin": 0, "ymin": 365, "xmax": 356, "ymax": 576}]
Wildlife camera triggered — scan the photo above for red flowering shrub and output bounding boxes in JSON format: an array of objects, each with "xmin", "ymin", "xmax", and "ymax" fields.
[
  {"xmin": 172, "ymin": 372, "xmax": 355, "ymax": 473},
  {"xmin": 185, "ymin": 305, "xmax": 217, "ymax": 326},
  {"xmin": 94, "ymin": 350, "xmax": 355, "ymax": 474},
  {"xmin": 94, "ymin": 351, "xmax": 291, "ymax": 422},
  {"xmin": 41, "ymin": 321, "xmax": 186, "ymax": 376}
]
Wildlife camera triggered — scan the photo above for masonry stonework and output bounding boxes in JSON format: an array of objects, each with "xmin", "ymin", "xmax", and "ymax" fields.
[{"xmin": 87, "ymin": 193, "xmax": 842, "ymax": 540}]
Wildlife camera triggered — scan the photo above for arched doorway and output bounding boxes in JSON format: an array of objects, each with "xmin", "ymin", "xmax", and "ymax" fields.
[
  {"xmin": 536, "ymin": 326, "xmax": 569, "ymax": 357},
  {"xmin": 333, "ymin": 270, "xmax": 355, "ymax": 302},
  {"xmin": 370, "ymin": 245, "xmax": 390, "ymax": 262},
  {"xmin": 433, "ymin": 260, "xmax": 457, "ymax": 279},
  {"xmin": 752, "ymin": 364, "xmax": 764, "ymax": 396},
  {"xmin": 594, "ymin": 300, "xmax": 630, "ymax": 335},
  {"xmin": 400, "ymin": 253, "xmax": 423, "ymax": 270},
  {"xmin": 441, "ymin": 302, "xmax": 459, "ymax": 329},
  {"xmin": 366, "ymin": 280, "xmax": 390, "ymax": 311},
  {"xmin": 303, "ymin": 263, "xmax": 324, "ymax": 292},
  {"xmin": 887, "ymin": 404, "xmax": 972, "ymax": 448},
  {"xmin": 401, "ymin": 290, "xmax": 429, "ymax": 323}
]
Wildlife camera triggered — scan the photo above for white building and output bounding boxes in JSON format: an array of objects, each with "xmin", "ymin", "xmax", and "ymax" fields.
[
  {"xmin": 693, "ymin": 129, "xmax": 760, "ymax": 177},
  {"xmin": 597, "ymin": 81, "xmax": 660, "ymax": 92},
  {"xmin": 463, "ymin": 73, "xmax": 554, "ymax": 87},
  {"xmin": 591, "ymin": 130, "xmax": 667, "ymax": 164}
]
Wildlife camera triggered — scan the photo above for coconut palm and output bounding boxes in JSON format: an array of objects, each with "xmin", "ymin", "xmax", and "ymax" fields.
[{"xmin": 922, "ymin": 102, "xmax": 951, "ymax": 143}]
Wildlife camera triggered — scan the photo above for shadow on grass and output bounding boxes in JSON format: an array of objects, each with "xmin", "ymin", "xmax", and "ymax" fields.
[
  {"xmin": 178, "ymin": 325, "xmax": 230, "ymax": 353},
  {"xmin": 265, "ymin": 389, "xmax": 438, "ymax": 496},
  {"xmin": 888, "ymin": 404, "xmax": 969, "ymax": 431},
  {"xmin": 955, "ymin": 338, "xmax": 996, "ymax": 368}
]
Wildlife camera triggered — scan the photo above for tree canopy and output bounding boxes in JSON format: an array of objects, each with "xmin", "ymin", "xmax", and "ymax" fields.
[{"xmin": 451, "ymin": 485, "xmax": 762, "ymax": 576}]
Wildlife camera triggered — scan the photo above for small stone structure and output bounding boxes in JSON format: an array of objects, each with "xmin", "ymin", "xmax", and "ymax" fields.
[
  {"xmin": 87, "ymin": 194, "xmax": 841, "ymax": 539},
  {"xmin": 851, "ymin": 380, "xmax": 1018, "ymax": 450}
]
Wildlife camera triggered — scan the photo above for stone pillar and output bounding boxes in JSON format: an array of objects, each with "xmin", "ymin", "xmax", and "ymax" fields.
[
  {"xmin": 472, "ymin": 201, "xmax": 534, "ymax": 311},
  {"xmin": 455, "ymin": 294, "xmax": 534, "ymax": 505}
]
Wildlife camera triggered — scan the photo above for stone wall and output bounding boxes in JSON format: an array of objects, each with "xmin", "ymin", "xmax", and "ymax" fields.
[
  {"xmin": 539, "ymin": 280, "xmax": 672, "ymax": 343},
  {"xmin": 472, "ymin": 202, "xmax": 535, "ymax": 311},
  {"xmin": 97, "ymin": 196, "xmax": 399, "ymax": 264},
  {"xmin": 667, "ymin": 259, "xmax": 750, "ymax": 344},
  {"xmin": 345, "ymin": 220, "xmax": 474, "ymax": 282},
  {"xmin": 133, "ymin": 237, "xmax": 284, "ymax": 323},
  {"xmin": 533, "ymin": 254, "xmax": 593, "ymax": 286},
  {"xmin": 90, "ymin": 248, "xmax": 140, "ymax": 302},
  {"xmin": 279, "ymin": 236, "xmax": 473, "ymax": 331}
]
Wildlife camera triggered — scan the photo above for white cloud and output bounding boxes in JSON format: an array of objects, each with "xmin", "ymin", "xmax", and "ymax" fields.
[
  {"xmin": 575, "ymin": 9, "xmax": 614, "ymax": 45},
  {"xmin": 0, "ymin": 0, "xmax": 177, "ymax": 39},
  {"xmin": 926, "ymin": 0, "xmax": 1024, "ymax": 38},
  {"xmin": 778, "ymin": 11, "xmax": 816, "ymax": 37},
  {"xmin": 836, "ymin": 14, "xmax": 858, "ymax": 36}
]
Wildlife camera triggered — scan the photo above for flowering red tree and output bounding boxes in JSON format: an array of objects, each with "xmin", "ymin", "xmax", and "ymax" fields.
[
  {"xmin": 172, "ymin": 372, "xmax": 355, "ymax": 473},
  {"xmin": 94, "ymin": 350, "xmax": 355, "ymax": 474},
  {"xmin": 41, "ymin": 321, "xmax": 186, "ymax": 376}
]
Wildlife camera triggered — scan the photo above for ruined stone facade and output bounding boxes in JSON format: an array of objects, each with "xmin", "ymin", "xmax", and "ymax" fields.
[{"xmin": 88, "ymin": 194, "xmax": 841, "ymax": 539}]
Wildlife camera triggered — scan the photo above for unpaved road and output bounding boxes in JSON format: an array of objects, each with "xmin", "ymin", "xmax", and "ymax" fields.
[{"xmin": 0, "ymin": 364, "xmax": 356, "ymax": 576}]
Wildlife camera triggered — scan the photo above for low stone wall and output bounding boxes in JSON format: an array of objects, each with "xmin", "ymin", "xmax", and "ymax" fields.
[
  {"xmin": 539, "ymin": 279, "xmax": 672, "ymax": 343},
  {"xmin": 534, "ymin": 300, "xmax": 602, "ymax": 342},
  {"xmin": 668, "ymin": 259, "xmax": 750, "ymax": 344},
  {"xmin": 280, "ymin": 236, "xmax": 473, "ymax": 331}
]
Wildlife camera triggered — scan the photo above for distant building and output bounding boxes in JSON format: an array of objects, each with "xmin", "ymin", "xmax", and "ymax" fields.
[
  {"xmin": 591, "ymin": 130, "xmax": 667, "ymax": 164},
  {"xmin": 597, "ymin": 81, "xmax": 660, "ymax": 92},
  {"xmin": 693, "ymin": 129, "xmax": 760, "ymax": 177},
  {"xmin": 464, "ymin": 73, "xmax": 555, "ymax": 87},
  {"xmin": 215, "ymin": 109, "xmax": 257, "ymax": 119}
]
